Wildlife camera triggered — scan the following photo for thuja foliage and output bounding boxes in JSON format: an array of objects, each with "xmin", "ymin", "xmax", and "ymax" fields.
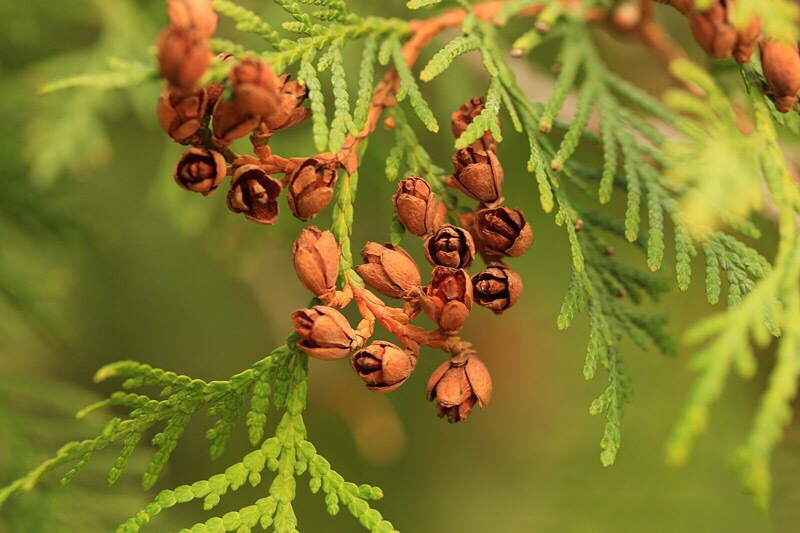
[{"xmin": 3, "ymin": 0, "xmax": 800, "ymax": 529}]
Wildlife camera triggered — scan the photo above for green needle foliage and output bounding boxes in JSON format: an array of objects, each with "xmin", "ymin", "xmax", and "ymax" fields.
[{"xmin": 4, "ymin": 0, "xmax": 800, "ymax": 527}]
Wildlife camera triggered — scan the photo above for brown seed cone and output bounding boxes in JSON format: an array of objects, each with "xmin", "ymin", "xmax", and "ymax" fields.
[
  {"xmin": 229, "ymin": 58, "xmax": 282, "ymax": 121},
  {"xmin": 263, "ymin": 74, "xmax": 312, "ymax": 132},
  {"xmin": 419, "ymin": 266, "xmax": 472, "ymax": 336},
  {"xmin": 760, "ymin": 40, "xmax": 800, "ymax": 113},
  {"xmin": 451, "ymin": 147, "xmax": 504, "ymax": 206},
  {"xmin": 427, "ymin": 350, "xmax": 492, "ymax": 423},
  {"xmin": 227, "ymin": 164, "xmax": 282, "ymax": 224},
  {"xmin": 166, "ymin": 0, "xmax": 217, "ymax": 38},
  {"xmin": 472, "ymin": 264, "xmax": 523, "ymax": 314},
  {"xmin": 351, "ymin": 341, "xmax": 417, "ymax": 392},
  {"xmin": 156, "ymin": 26, "xmax": 211, "ymax": 92},
  {"xmin": 392, "ymin": 177, "xmax": 438, "ymax": 237},
  {"xmin": 292, "ymin": 227, "xmax": 340, "ymax": 298},
  {"xmin": 291, "ymin": 306, "xmax": 358, "ymax": 361},
  {"xmin": 689, "ymin": 4, "xmax": 737, "ymax": 59},
  {"xmin": 423, "ymin": 224, "xmax": 475, "ymax": 269},
  {"xmin": 211, "ymin": 96, "xmax": 261, "ymax": 144},
  {"xmin": 451, "ymin": 97, "xmax": 499, "ymax": 152},
  {"xmin": 356, "ymin": 242, "xmax": 421, "ymax": 299},
  {"xmin": 286, "ymin": 156, "xmax": 338, "ymax": 221},
  {"xmin": 174, "ymin": 148, "xmax": 227, "ymax": 196},
  {"xmin": 475, "ymin": 206, "xmax": 534, "ymax": 257},
  {"xmin": 157, "ymin": 87, "xmax": 207, "ymax": 142}
]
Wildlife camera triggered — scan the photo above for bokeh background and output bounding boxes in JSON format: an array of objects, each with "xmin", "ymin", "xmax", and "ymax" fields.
[{"xmin": 1, "ymin": 1, "xmax": 799, "ymax": 532}]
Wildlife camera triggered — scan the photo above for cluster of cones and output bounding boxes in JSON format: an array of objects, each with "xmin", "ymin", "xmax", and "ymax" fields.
[
  {"xmin": 652, "ymin": 0, "xmax": 800, "ymax": 113},
  {"xmin": 156, "ymin": 0, "xmax": 343, "ymax": 225},
  {"xmin": 288, "ymin": 98, "xmax": 533, "ymax": 423}
]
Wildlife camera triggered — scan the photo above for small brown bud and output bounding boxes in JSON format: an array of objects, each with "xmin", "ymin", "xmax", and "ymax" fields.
[
  {"xmin": 451, "ymin": 97, "xmax": 499, "ymax": 152},
  {"xmin": 291, "ymin": 306, "xmax": 357, "ymax": 360},
  {"xmin": 156, "ymin": 26, "xmax": 211, "ymax": 91},
  {"xmin": 610, "ymin": 3, "xmax": 643, "ymax": 33},
  {"xmin": 604, "ymin": 245, "xmax": 615, "ymax": 257},
  {"xmin": 689, "ymin": 5, "xmax": 736, "ymax": 59},
  {"xmin": 420, "ymin": 266, "xmax": 472, "ymax": 336},
  {"xmin": 263, "ymin": 74, "xmax": 312, "ymax": 132},
  {"xmin": 166, "ymin": 0, "xmax": 217, "ymax": 38},
  {"xmin": 356, "ymin": 242, "xmax": 421, "ymax": 299},
  {"xmin": 475, "ymin": 206, "xmax": 534, "ymax": 257},
  {"xmin": 427, "ymin": 350, "xmax": 492, "ymax": 423},
  {"xmin": 292, "ymin": 227, "xmax": 340, "ymax": 297},
  {"xmin": 423, "ymin": 224, "xmax": 475, "ymax": 269},
  {"xmin": 229, "ymin": 58, "xmax": 282, "ymax": 120},
  {"xmin": 451, "ymin": 147, "xmax": 504, "ymax": 206},
  {"xmin": 227, "ymin": 164, "xmax": 282, "ymax": 224},
  {"xmin": 286, "ymin": 156, "xmax": 338, "ymax": 221},
  {"xmin": 472, "ymin": 264, "xmax": 523, "ymax": 314},
  {"xmin": 157, "ymin": 87, "xmax": 207, "ymax": 142},
  {"xmin": 383, "ymin": 115, "xmax": 396, "ymax": 130},
  {"xmin": 392, "ymin": 177, "xmax": 438, "ymax": 237},
  {"xmin": 174, "ymin": 148, "xmax": 226, "ymax": 196},
  {"xmin": 573, "ymin": 218, "xmax": 584, "ymax": 232},
  {"xmin": 351, "ymin": 341, "xmax": 417, "ymax": 392},
  {"xmin": 760, "ymin": 40, "xmax": 800, "ymax": 113}
]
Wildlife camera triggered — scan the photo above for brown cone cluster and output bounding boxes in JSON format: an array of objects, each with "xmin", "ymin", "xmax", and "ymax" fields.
[
  {"xmin": 155, "ymin": 1, "xmax": 329, "ymax": 225},
  {"xmin": 657, "ymin": 1, "xmax": 800, "ymax": 113}
]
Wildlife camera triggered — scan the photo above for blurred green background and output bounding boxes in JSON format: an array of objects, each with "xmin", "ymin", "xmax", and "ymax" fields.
[{"xmin": 1, "ymin": 1, "xmax": 798, "ymax": 532}]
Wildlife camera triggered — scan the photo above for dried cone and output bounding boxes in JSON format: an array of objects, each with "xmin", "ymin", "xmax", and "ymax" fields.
[
  {"xmin": 166, "ymin": 0, "xmax": 218, "ymax": 37},
  {"xmin": 689, "ymin": 3, "xmax": 737, "ymax": 59},
  {"xmin": 227, "ymin": 164, "xmax": 282, "ymax": 224},
  {"xmin": 392, "ymin": 177, "xmax": 438, "ymax": 237},
  {"xmin": 475, "ymin": 206, "xmax": 534, "ymax": 257},
  {"xmin": 423, "ymin": 224, "xmax": 475, "ymax": 269},
  {"xmin": 292, "ymin": 227, "xmax": 340, "ymax": 298},
  {"xmin": 174, "ymin": 148, "xmax": 227, "ymax": 195},
  {"xmin": 419, "ymin": 266, "xmax": 472, "ymax": 336},
  {"xmin": 451, "ymin": 97, "xmax": 499, "ymax": 152},
  {"xmin": 157, "ymin": 88, "xmax": 207, "ymax": 142},
  {"xmin": 291, "ymin": 306, "xmax": 358, "ymax": 360},
  {"xmin": 451, "ymin": 147, "xmax": 504, "ymax": 207},
  {"xmin": 286, "ymin": 156, "xmax": 338, "ymax": 221},
  {"xmin": 427, "ymin": 350, "xmax": 492, "ymax": 423},
  {"xmin": 156, "ymin": 26, "xmax": 211, "ymax": 92},
  {"xmin": 264, "ymin": 74, "xmax": 312, "ymax": 132},
  {"xmin": 356, "ymin": 242, "xmax": 421, "ymax": 299},
  {"xmin": 472, "ymin": 264, "xmax": 523, "ymax": 314},
  {"xmin": 229, "ymin": 58, "xmax": 282, "ymax": 119},
  {"xmin": 351, "ymin": 341, "xmax": 417, "ymax": 392},
  {"xmin": 760, "ymin": 40, "xmax": 800, "ymax": 113}
]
